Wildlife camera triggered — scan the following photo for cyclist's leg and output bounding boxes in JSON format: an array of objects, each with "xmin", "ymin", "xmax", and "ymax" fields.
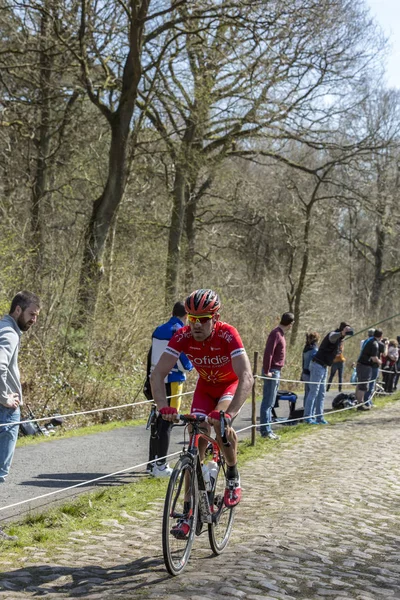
[
  {"xmin": 212, "ymin": 396, "xmax": 237, "ymax": 467},
  {"xmin": 190, "ymin": 382, "xmax": 216, "ymax": 462},
  {"xmin": 210, "ymin": 382, "xmax": 241, "ymax": 507}
]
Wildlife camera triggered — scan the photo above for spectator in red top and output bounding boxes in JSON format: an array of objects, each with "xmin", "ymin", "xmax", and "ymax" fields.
[{"xmin": 260, "ymin": 312, "xmax": 294, "ymax": 440}]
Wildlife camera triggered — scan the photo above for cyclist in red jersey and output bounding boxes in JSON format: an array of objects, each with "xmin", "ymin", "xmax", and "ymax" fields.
[{"xmin": 151, "ymin": 289, "xmax": 253, "ymax": 526}]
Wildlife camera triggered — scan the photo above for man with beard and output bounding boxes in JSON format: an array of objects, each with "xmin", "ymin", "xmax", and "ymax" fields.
[{"xmin": 0, "ymin": 291, "xmax": 40, "ymax": 540}]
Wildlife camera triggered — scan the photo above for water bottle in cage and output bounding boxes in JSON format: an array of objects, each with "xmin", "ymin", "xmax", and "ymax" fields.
[
  {"xmin": 202, "ymin": 464, "xmax": 211, "ymax": 491},
  {"xmin": 207, "ymin": 460, "xmax": 218, "ymax": 489}
]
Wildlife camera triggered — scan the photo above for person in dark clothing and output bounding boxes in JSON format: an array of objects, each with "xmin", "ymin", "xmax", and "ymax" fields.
[
  {"xmin": 303, "ymin": 322, "xmax": 353, "ymax": 424},
  {"xmin": 147, "ymin": 302, "xmax": 193, "ymax": 477},
  {"xmin": 326, "ymin": 340, "xmax": 345, "ymax": 392},
  {"xmin": 260, "ymin": 312, "xmax": 295, "ymax": 439},
  {"xmin": 363, "ymin": 330, "xmax": 386, "ymax": 407},
  {"xmin": 356, "ymin": 328, "xmax": 382, "ymax": 410}
]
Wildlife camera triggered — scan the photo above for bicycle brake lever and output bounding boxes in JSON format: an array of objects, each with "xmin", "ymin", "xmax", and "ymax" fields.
[{"xmin": 220, "ymin": 410, "xmax": 231, "ymax": 447}]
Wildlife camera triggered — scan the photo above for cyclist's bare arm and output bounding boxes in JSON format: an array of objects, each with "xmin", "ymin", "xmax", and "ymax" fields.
[
  {"xmin": 207, "ymin": 353, "xmax": 253, "ymax": 429},
  {"xmin": 150, "ymin": 352, "xmax": 179, "ymax": 419},
  {"xmin": 227, "ymin": 353, "xmax": 254, "ymax": 417},
  {"xmin": 208, "ymin": 353, "xmax": 253, "ymax": 466}
]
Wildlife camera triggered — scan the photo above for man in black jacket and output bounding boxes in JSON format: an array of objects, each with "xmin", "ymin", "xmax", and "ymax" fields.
[
  {"xmin": 356, "ymin": 328, "xmax": 382, "ymax": 410},
  {"xmin": 303, "ymin": 322, "xmax": 353, "ymax": 424}
]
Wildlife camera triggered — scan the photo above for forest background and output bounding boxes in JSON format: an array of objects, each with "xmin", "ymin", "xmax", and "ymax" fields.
[{"xmin": 1, "ymin": 0, "xmax": 400, "ymax": 426}]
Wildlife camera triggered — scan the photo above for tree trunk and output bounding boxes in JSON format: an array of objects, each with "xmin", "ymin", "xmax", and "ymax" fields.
[
  {"xmin": 75, "ymin": 120, "xmax": 130, "ymax": 324},
  {"xmin": 165, "ymin": 167, "xmax": 187, "ymax": 307},
  {"xmin": 75, "ymin": 0, "xmax": 148, "ymax": 325},
  {"xmin": 290, "ymin": 201, "xmax": 312, "ymax": 346},
  {"xmin": 369, "ymin": 223, "xmax": 385, "ymax": 315},
  {"xmin": 31, "ymin": 4, "xmax": 53, "ymax": 281},
  {"xmin": 184, "ymin": 189, "xmax": 196, "ymax": 291}
]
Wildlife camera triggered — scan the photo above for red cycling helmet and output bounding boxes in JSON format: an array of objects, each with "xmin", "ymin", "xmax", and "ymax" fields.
[{"xmin": 185, "ymin": 289, "xmax": 221, "ymax": 315}]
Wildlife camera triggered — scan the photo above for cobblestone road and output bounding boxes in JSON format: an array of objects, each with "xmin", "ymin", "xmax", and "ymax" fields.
[{"xmin": 1, "ymin": 402, "xmax": 400, "ymax": 599}]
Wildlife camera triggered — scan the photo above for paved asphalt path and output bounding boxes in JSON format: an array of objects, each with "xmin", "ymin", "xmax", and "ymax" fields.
[{"xmin": 0, "ymin": 390, "xmax": 338, "ymax": 523}]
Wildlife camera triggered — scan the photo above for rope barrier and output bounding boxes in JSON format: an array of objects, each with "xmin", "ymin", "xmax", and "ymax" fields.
[
  {"xmin": 0, "ymin": 452, "xmax": 182, "ymax": 513},
  {"xmin": 255, "ymin": 374, "xmax": 372, "ymax": 386},
  {"xmin": 0, "ymin": 390, "xmax": 195, "ymax": 429}
]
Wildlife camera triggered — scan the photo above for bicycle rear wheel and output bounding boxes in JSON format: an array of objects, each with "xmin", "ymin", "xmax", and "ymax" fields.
[
  {"xmin": 162, "ymin": 454, "xmax": 198, "ymax": 576},
  {"xmin": 208, "ymin": 458, "xmax": 235, "ymax": 554}
]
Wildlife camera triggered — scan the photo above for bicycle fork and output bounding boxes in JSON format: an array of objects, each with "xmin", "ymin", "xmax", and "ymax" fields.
[{"xmin": 195, "ymin": 455, "xmax": 214, "ymax": 524}]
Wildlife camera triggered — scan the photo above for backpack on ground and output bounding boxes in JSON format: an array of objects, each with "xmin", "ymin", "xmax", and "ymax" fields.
[{"xmin": 332, "ymin": 392, "xmax": 356, "ymax": 410}]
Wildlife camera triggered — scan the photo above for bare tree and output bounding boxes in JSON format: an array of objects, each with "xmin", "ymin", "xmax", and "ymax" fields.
[
  {"xmin": 334, "ymin": 90, "xmax": 400, "ymax": 317},
  {"xmin": 139, "ymin": 0, "xmax": 383, "ymax": 305}
]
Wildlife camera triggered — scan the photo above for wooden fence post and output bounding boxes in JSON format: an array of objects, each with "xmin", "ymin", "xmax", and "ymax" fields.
[{"xmin": 251, "ymin": 351, "xmax": 259, "ymax": 446}]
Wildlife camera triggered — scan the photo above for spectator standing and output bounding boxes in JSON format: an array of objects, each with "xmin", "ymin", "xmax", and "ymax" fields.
[
  {"xmin": 260, "ymin": 312, "xmax": 295, "ymax": 440},
  {"xmin": 381, "ymin": 339, "xmax": 399, "ymax": 393},
  {"xmin": 356, "ymin": 329, "xmax": 382, "ymax": 410},
  {"xmin": 304, "ymin": 322, "xmax": 354, "ymax": 424},
  {"xmin": 301, "ymin": 332, "xmax": 320, "ymax": 408},
  {"xmin": 350, "ymin": 363, "xmax": 357, "ymax": 383},
  {"xmin": 147, "ymin": 302, "xmax": 193, "ymax": 477},
  {"xmin": 350, "ymin": 362, "xmax": 357, "ymax": 384},
  {"xmin": 0, "ymin": 291, "xmax": 40, "ymax": 540},
  {"xmin": 393, "ymin": 336, "xmax": 400, "ymax": 391},
  {"xmin": 363, "ymin": 329, "xmax": 386, "ymax": 407},
  {"xmin": 360, "ymin": 329, "xmax": 376, "ymax": 351},
  {"xmin": 326, "ymin": 340, "xmax": 346, "ymax": 392}
]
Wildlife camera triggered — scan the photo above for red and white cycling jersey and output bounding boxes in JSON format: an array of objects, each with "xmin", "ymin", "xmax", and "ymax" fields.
[{"xmin": 165, "ymin": 321, "xmax": 246, "ymax": 386}]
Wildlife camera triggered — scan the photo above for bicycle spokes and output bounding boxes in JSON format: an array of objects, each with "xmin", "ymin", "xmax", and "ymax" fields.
[
  {"xmin": 162, "ymin": 456, "xmax": 198, "ymax": 576},
  {"xmin": 208, "ymin": 461, "xmax": 235, "ymax": 554}
]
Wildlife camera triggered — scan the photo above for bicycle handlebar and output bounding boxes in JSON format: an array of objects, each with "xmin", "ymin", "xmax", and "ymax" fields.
[
  {"xmin": 150, "ymin": 407, "xmax": 232, "ymax": 446},
  {"xmin": 173, "ymin": 412, "xmax": 232, "ymax": 447}
]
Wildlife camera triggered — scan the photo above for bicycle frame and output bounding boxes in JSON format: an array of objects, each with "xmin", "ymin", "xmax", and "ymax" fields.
[
  {"xmin": 175, "ymin": 414, "xmax": 226, "ymax": 524},
  {"xmin": 162, "ymin": 412, "xmax": 235, "ymax": 576}
]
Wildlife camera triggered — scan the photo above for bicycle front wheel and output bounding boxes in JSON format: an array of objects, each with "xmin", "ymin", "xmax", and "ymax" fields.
[
  {"xmin": 162, "ymin": 454, "xmax": 198, "ymax": 576},
  {"xmin": 208, "ymin": 459, "xmax": 235, "ymax": 554}
]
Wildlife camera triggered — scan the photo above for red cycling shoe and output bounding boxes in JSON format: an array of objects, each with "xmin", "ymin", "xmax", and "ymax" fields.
[
  {"xmin": 170, "ymin": 519, "xmax": 191, "ymax": 540},
  {"xmin": 224, "ymin": 475, "xmax": 241, "ymax": 508}
]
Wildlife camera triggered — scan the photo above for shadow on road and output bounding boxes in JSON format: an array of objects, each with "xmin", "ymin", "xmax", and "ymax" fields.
[
  {"xmin": 0, "ymin": 555, "xmax": 170, "ymax": 596},
  {"xmin": 19, "ymin": 471, "xmax": 146, "ymax": 488}
]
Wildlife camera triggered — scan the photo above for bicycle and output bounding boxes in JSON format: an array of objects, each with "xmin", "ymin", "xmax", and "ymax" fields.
[{"xmin": 162, "ymin": 412, "xmax": 236, "ymax": 576}]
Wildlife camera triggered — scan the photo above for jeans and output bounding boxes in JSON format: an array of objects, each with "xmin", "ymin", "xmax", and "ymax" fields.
[
  {"xmin": 327, "ymin": 361, "xmax": 344, "ymax": 392},
  {"xmin": 0, "ymin": 405, "xmax": 20, "ymax": 481},
  {"xmin": 260, "ymin": 369, "xmax": 281, "ymax": 435},
  {"xmin": 303, "ymin": 362, "xmax": 327, "ymax": 422},
  {"xmin": 364, "ymin": 366, "xmax": 378, "ymax": 407}
]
